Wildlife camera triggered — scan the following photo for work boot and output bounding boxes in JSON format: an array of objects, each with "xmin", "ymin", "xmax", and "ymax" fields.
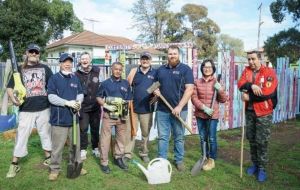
[
  {"xmin": 246, "ymin": 165, "xmax": 258, "ymax": 176},
  {"xmin": 6, "ymin": 164, "xmax": 20, "ymax": 178},
  {"xmin": 48, "ymin": 173, "xmax": 59, "ymax": 181},
  {"xmin": 203, "ymin": 158, "xmax": 215, "ymax": 171},
  {"xmin": 140, "ymin": 156, "xmax": 150, "ymax": 163},
  {"xmin": 92, "ymin": 148, "xmax": 100, "ymax": 158},
  {"xmin": 257, "ymin": 168, "xmax": 267, "ymax": 182},
  {"xmin": 114, "ymin": 158, "xmax": 128, "ymax": 170},
  {"xmin": 80, "ymin": 168, "xmax": 88, "ymax": 175},
  {"xmin": 176, "ymin": 162, "xmax": 185, "ymax": 172},
  {"xmin": 80, "ymin": 150, "xmax": 87, "ymax": 161},
  {"xmin": 100, "ymin": 165, "xmax": 111, "ymax": 174}
]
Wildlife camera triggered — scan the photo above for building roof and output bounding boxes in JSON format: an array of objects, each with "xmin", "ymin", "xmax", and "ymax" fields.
[
  {"xmin": 46, "ymin": 30, "xmax": 135, "ymax": 49},
  {"xmin": 127, "ymin": 48, "xmax": 166, "ymax": 56}
]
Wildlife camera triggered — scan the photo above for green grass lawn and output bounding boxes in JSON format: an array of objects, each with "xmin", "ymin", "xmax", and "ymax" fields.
[{"xmin": 0, "ymin": 119, "xmax": 299, "ymax": 190}]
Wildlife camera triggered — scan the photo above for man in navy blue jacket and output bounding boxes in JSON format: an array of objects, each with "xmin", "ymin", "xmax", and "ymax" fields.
[
  {"xmin": 47, "ymin": 53, "xmax": 86, "ymax": 181},
  {"xmin": 96, "ymin": 62, "xmax": 132, "ymax": 174}
]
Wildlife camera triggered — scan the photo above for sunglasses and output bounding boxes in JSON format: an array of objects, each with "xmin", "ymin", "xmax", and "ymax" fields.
[{"xmin": 29, "ymin": 49, "xmax": 39, "ymax": 54}]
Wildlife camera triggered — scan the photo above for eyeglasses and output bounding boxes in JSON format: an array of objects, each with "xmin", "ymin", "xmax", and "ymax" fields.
[{"xmin": 29, "ymin": 50, "xmax": 39, "ymax": 55}]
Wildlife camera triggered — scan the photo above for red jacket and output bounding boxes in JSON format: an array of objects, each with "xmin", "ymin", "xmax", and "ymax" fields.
[
  {"xmin": 191, "ymin": 76, "xmax": 227, "ymax": 119},
  {"xmin": 238, "ymin": 65, "xmax": 278, "ymax": 117}
]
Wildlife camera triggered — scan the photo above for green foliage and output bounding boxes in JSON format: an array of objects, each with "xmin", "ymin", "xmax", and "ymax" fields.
[
  {"xmin": 0, "ymin": 0, "xmax": 83, "ymax": 61},
  {"xmin": 264, "ymin": 28, "xmax": 300, "ymax": 64},
  {"xmin": 218, "ymin": 34, "xmax": 245, "ymax": 57},
  {"xmin": 270, "ymin": 0, "xmax": 300, "ymax": 26},
  {"xmin": 131, "ymin": 0, "xmax": 171, "ymax": 43}
]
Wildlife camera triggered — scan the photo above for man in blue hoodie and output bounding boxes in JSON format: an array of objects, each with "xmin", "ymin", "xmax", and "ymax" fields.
[{"xmin": 47, "ymin": 53, "xmax": 86, "ymax": 181}]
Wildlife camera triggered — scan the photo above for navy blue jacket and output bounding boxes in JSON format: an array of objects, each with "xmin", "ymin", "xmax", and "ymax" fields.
[{"xmin": 47, "ymin": 72, "xmax": 83, "ymax": 127}]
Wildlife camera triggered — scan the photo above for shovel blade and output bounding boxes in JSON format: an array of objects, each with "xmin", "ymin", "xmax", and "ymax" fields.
[
  {"xmin": 67, "ymin": 161, "xmax": 83, "ymax": 179},
  {"xmin": 191, "ymin": 157, "xmax": 206, "ymax": 176}
]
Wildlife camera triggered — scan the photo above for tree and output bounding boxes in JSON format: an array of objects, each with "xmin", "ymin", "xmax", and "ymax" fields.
[
  {"xmin": 165, "ymin": 3, "xmax": 220, "ymax": 58},
  {"xmin": 130, "ymin": 0, "xmax": 171, "ymax": 43},
  {"xmin": 218, "ymin": 34, "xmax": 245, "ymax": 56},
  {"xmin": 270, "ymin": 0, "xmax": 300, "ymax": 26},
  {"xmin": 0, "ymin": 0, "xmax": 83, "ymax": 60},
  {"xmin": 264, "ymin": 28, "xmax": 300, "ymax": 64}
]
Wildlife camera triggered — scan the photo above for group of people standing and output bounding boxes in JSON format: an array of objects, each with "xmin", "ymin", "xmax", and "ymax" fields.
[{"xmin": 5, "ymin": 43, "xmax": 277, "ymax": 183}]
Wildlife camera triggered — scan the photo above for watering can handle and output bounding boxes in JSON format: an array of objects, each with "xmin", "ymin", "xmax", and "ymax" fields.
[{"xmin": 148, "ymin": 158, "xmax": 172, "ymax": 175}]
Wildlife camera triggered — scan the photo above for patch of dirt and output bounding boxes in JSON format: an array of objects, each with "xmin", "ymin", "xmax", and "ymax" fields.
[{"xmin": 218, "ymin": 119, "xmax": 300, "ymax": 165}]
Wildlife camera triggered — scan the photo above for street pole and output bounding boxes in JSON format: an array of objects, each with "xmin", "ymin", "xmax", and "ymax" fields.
[{"xmin": 257, "ymin": 3, "xmax": 264, "ymax": 50}]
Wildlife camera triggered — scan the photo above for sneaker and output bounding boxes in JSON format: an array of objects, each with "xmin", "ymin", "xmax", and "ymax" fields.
[
  {"xmin": 100, "ymin": 165, "xmax": 111, "ymax": 174},
  {"xmin": 48, "ymin": 172, "xmax": 59, "ymax": 181},
  {"xmin": 81, "ymin": 150, "xmax": 87, "ymax": 160},
  {"xmin": 80, "ymin": 168, "xmax": 88, "ymax": 175},
  {"xmin": 176, "ymin": 162, "xmax": 185, "ymax": 172},
  {"xmin": 92, "ymin": 148, "xmax": 100, "ymax": 158},
  {"xmin": 43, "ymin": 156, "xmax": 51, "ymax": 166},
  {"xmin": 246, "ymin": 165, "xmax": 258, "ymax": 176},
  {"xmin": 203, "ymin": 158, "xmax": 215, "ymax": 171},
  {"xmin": 6, "ymin": 164, "xmax": 20, "ymax": 178},
  {"xmin": 257, "ymin": 168, "xmax": 267, "ymax": 182}
]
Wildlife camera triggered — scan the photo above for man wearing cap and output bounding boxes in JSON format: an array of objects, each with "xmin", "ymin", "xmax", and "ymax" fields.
[
  {"xmin": 153, "ymin": 45, "xmax": 194, "ymax": 171},
  {"xmin": 47, "ymin": 53, "xmax": 86, "ymax": 181},
  {"xmin": 6, "ymin": 44, "xmax": 53, "ymax": 178},
  {"xmin": 96, "ymin": 62, "xmax": 132, "ymax": 174},
  {"xmin": 75, "ymin": 52, "xmax": 101, "ymax": 160},
  {"xmin": 124, "ymin": 52, "xmax": 157, "ymax": 163}
]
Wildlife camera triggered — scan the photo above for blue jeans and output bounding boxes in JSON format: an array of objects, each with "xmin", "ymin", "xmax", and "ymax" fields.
[
  {"xmin": 156, "ymin": 110, "xmax": 187, "ymax": 164},
  {"xmin": 197, "ymin": 118, "xmax": 218, "ymax": 159}
]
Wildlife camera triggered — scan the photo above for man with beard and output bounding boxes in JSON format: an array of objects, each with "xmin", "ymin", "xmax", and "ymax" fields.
[
  {"xmin": 6, "ymin": 44, "xmax": 53, "ymax": 178},
  {"xmin": 153, "ymin": 45, "xmax": 194, "ymax": 171},
  {"xmin": 75, "ymin": 52, "xmax": 101, "ymax": 160},
  {"xmin": 96, "ymin": 62, "xmax": 132, "ymax": 174}
]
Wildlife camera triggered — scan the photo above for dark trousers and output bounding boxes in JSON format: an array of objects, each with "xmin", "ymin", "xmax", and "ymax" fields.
[{"xmin": 79, "ymin": 110, "xmax": 100, "ymax": 150}]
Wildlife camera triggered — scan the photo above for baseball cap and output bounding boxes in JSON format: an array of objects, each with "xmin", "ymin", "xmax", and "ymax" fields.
[
  {"xmin": 140, "ymin": 52, "xmax": 151, "ymax": 59},
  {"xmin": 27, "ymin": 43, "xmax": 40, "ymax": 53},
  {"xmin": 59, "ymin": 53, "xmax": 73, "ymax": 63}
]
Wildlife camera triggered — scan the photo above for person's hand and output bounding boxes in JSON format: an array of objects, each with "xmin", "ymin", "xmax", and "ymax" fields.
[
  {"xmin": 241, "ymin": 93, "xmax": 249, "ymax": 101},
  {"xmin": 149, "ymin": 95, "xmax": 158, "ymax": 104},
  {"xmin": 203, "ymin": 105, "xmax": 214, "ymax": 116},
  {"xmin": 153, "ymin": 89, "xmax": 161, "ymax": 97},
  {"xmin": 214, "ymin": 82, "xmax": 222, "ymax": 91},
  {"xmin": 251, "ymin": 84, "xmax": 262, "ymax": 96},
  {"xmin": 103, "ymin": 103, "xmax": 117, "ymax": 112},
  {"xmin": 65, "ymin": 100, "xmax": 81, "ymax": 110},
  {"xmin": 172, "ymin": 105, "xmax": 182, "ymax": 117}
]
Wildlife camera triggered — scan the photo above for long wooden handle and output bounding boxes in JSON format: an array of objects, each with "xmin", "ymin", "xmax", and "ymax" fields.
[
  {"xmin": 240, "ymin": 101, "xmax": 245, "ymax": 178},
  {"xmin": 159, "ymin": 95, "xmax": 193, "ymax": 134}
]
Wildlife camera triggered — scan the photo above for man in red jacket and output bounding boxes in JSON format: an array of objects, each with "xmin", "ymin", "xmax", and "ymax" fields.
[{"xmin": 238, "ymin": 51, "xmax": 278, "ymax": 182}]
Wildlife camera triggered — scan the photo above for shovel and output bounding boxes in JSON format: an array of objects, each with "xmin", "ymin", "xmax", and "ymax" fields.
[
  {"xmin": 191, "ymin": 74, "xmax": 221, "ymax": 176},
  {"xmin": 67, "ymin": 110, "xmax": 83, "ymax": 179}
]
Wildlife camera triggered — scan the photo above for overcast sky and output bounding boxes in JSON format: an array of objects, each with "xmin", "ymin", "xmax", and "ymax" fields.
[{"xmin": 69, "ymin": 0, "xmax": 294, "ymax": 50}]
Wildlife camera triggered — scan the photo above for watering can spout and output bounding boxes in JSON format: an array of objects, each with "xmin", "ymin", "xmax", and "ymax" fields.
[{"xmin": 132, "ymin": 160, "xmax": 149, "ymax": 179}]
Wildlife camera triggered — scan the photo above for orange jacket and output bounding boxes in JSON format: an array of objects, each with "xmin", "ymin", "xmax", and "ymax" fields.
[{"xmin": 238, "ymin": 65, "xmax": 278, "ymax": 117}]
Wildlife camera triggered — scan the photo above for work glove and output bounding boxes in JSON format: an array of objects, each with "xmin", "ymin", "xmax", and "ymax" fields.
[
  {"xmin": 203, "ymin": 105, "xmax": 214, "ymax": 116},
  {"xmin": 103, "ymin": 103, "xmax": 117, "ymax": 112},
  {"xmin": 106, "ymin": 97, "xmax": 126, "ymax": 105},
  {"xmin": 65, "ymin": 100, "xmax": 81, "ymax": 111},
  {"xmin": 214, "ymin": 82, "xmax": 222, "ymax": 91}
]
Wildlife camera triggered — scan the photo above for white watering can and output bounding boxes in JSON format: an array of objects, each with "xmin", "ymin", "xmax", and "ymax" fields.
[{"xmin": 133, "ymin": 158, "xmax": 172, "ymax": 185}]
